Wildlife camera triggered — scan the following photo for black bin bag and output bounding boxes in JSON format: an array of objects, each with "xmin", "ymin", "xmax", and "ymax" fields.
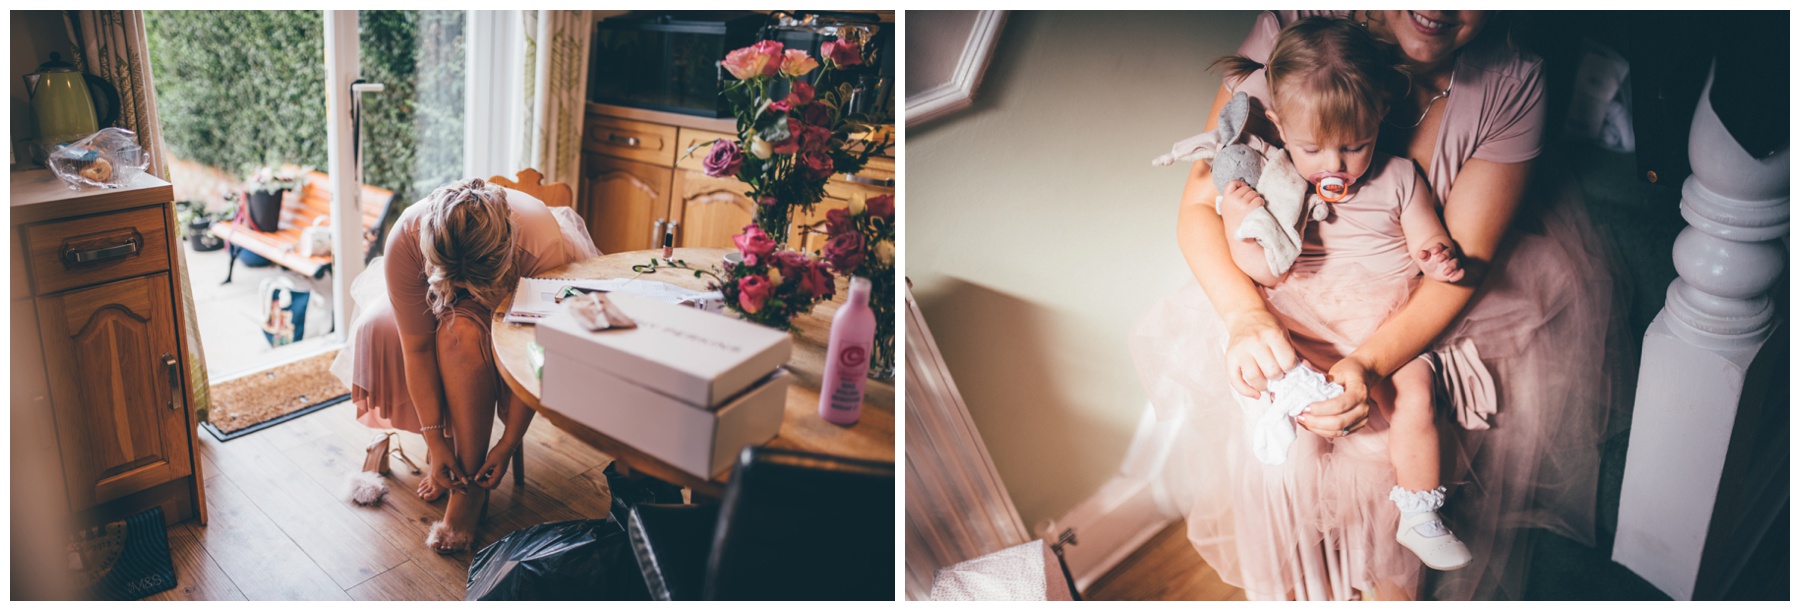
[
  {"xmin": 465, "ymin": 463, "xmax": 681, "ymax": 600},
  {"xmin": 465, "ymin": 519, "xmax": 649, "ymax": 601}
]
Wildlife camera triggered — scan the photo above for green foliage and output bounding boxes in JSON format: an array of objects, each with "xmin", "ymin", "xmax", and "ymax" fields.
[{"xmin": 146, "ymin": 10, "xmax": 464, "ymax": 204}]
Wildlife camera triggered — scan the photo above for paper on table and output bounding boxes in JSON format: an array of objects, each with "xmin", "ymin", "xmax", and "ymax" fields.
[{"xmin": 504, "ymin": 276, "xmax": 722, "ymax": 324}]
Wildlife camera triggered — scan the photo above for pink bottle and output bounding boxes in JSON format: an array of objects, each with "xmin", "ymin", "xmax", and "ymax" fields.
[{"xmin": 819, "ymin": 276, "xmax": 875, "ymax": 425}]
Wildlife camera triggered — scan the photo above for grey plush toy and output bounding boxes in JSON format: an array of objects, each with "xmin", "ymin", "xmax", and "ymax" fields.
[{"xmin": 1153, "ymin": 92, "xmax": 1326, "ymax": 277}]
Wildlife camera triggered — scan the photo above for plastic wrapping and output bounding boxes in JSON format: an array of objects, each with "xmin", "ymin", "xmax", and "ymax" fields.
[{"xmin": 47, "ymin": 128, "xmax": 148, "ymax": 190}]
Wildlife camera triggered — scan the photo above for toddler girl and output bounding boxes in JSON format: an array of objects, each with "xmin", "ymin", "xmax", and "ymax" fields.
[{"xmin": 1207, "ymin": 17, "xmax": 1471, "ymax": 571}]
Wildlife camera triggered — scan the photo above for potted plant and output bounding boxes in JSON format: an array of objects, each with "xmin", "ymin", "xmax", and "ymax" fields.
[
  {"xmin": 242, "ymin": 165, "xmax": 305, "ymax": 232},
  {"xmin": 174, "ymin": 200, "xmax": 226, "ymax": 251}
]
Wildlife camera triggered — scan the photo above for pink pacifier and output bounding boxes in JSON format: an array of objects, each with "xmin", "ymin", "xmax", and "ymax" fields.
[{"xmin": 1316, "ymin": 176, "xmax": 1348, "ymax": 203}]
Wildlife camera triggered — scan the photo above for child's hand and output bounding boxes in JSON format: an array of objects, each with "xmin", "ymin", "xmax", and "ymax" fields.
[
  {"xmin": 1218, "ymin": 180, "xmax": 1267, "ymax": 227},
  {"xmin": 1415, "ymin": 241, "xmax": 1464, "ymax": 283}
]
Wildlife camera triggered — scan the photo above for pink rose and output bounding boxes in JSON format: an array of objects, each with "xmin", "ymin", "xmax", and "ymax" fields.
[
  {"xmin": 865, "ymin": 194, "xmax": 894, "ymax": 219},
  {"xmin": 737, "ymin": 275, "xmax": 771, "ymax": 314},
  {"xmin": 784, "ymin": 81, "xmax": 815, "ymax": 106},
  {"xmin": 701, "ymin": 139, "xmax": 743, "ymax": 178},
  {"xmin": 798, "ymin": 151, "xmax": 835, "ymax": 181},
  {"xmin": 732, "ymin": 224, "xmax": 777, "ymax": 266},
  {"xmin": 821, "ymin": 40, "xmax": 862, "ymax": 68},
  {"xmin": 780, "ymin": 49, "xmax": 819, "ymax": 77},
  {"xmin": 824, "ymin": 230, "xmax": 866, "ymax": 274},
  {"xmin": 769, "ymin": 100, "xmax": 791, "ymax": 114},
  {"xmin": 722, "ymin": 40, "xmax": 785, "ymax": 80}
]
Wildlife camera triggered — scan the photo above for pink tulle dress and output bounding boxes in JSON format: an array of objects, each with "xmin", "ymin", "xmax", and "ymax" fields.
[
  {"xmin": 1129, "ymin": 11, "xmax": 1626, "ymax": 601},
  {"xmin": 329, "ymin": 188, "xmax": 600, "ymax": 434}
]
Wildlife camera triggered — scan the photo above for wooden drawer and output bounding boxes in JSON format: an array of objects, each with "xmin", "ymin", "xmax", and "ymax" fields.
[
  {"xmin": 837, "ymin": 154, "xmax": 895, "ymax": 188},
  {"xmin": 585, "ymin": 116, "xmax": 679, "ymax": 166},
  {"xmin": 24, "ymin": 205, "xmax": 170, "ymax": 296},
  {"xmin": 674, "ymin": 128, "xmax": 738, "ymax": 174}
]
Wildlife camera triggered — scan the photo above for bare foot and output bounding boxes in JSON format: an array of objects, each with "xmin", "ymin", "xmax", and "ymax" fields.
[
  {"xmin": 416, "ymin": 457, "xmax": 445, "ymax": 502},
  {"xmin": 426, "ymin": 487, "xmax": 486, "ymax": 554}
]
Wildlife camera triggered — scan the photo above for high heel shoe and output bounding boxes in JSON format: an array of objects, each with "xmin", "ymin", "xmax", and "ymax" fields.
[
  {"xmin": 348, "ymin": 432, "xmax": 421, "ymax": 506},
  {"xmin": 425, "ymin": 492, "xmax": 489, "ymax": 555}
]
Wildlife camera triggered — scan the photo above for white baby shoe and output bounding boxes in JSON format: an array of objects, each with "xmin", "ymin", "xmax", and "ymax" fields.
[{"xmin": 1396, "ymin": 510, "xmax": 1472, "ymax": 571}]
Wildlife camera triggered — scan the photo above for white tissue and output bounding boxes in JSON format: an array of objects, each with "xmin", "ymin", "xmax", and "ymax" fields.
[{"xmin": 1244, "ymin": 362, "xmax": 1344, "ymax": 465}]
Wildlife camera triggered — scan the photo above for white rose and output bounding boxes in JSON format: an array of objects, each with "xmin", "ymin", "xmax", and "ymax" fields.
[
  {"xmin": 750, "ymin": 136, "xmax": 773, "ymax": 159},
  {"xmin": 768, "ymin": 268, "xmax": 783, "ymax": 285},
  {"xmin": 849, "ymin": 197, "xmax": 866, "ymax": 215},
  {"xmin": 877, "ymin": 240, "xmax": 894, "ymax": 265}
]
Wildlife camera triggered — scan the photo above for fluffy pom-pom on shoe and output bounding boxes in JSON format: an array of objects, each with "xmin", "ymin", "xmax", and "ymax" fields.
[
  {"xmin": 346, "ymin": 471, "xmax": 389, "ymax": 506},
  {"xmin": 426, "ymin": 521, "xmax": 472, "ymax": 555}
]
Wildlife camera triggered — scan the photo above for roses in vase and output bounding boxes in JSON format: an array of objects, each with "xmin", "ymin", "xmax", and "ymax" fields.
[{"xmin": 715, "ymin": 224, "xmax": 836, "ymax": 329}]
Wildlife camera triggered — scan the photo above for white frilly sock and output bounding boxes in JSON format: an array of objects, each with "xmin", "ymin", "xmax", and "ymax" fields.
[{"xmin": 1389, "ymin": 485, "xmax": 1447, "ymax": 517}]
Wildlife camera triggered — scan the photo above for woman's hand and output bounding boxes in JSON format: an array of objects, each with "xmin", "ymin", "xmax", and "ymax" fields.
[
  {"xmin": 1223, "ymin": 310, "xmax": 1299, "ymax": 397},
  {"xmin": 1300, "ymin": 357, "xmax": 1377, "ymax": 438},
  {"xmin": 472, "ymin": 435, "xmax": 522, "ymax": 490},
  {"xmin": 423, "ymin": 434, "xmax": 469, "ymax": 494}
]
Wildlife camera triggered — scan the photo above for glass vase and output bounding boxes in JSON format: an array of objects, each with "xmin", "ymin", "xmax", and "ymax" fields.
[{"xmin": 866, "ymin": 272, "xmax": 895, "ymax": 381}]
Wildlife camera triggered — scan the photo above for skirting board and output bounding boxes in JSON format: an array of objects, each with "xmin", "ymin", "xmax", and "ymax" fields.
[{"xmin": 1042, "ymin": 403, "xmax": 1183, "ymax": 592}]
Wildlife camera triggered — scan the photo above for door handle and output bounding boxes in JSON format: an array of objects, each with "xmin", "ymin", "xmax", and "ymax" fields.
[
  {"xmin": 162, "ymin": 353, "xmax": 180, "ymax": 411},
  {"xmin": 608, "ymin": 133, "xmax": 641, "ymax": 147},
  {"xmin": 64, "ymin": 238, "xmax": 140, "ymax": 265},
  {"xmin": 842, "ymin": 174, "xmax": 895, "ymax": 187},
  {"xmin": 651, "ymin": 218, "xmax": 666, "ymax": 250}
]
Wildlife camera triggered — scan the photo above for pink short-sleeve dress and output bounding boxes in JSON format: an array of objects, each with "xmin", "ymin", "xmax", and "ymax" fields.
[
  {"xmin": 330, "ymin": 188, "xmax": 600, "ymax": 434},
  {"xmin": 1130, "ymin": 11, "xmax": 1624, "ymax": 601}
]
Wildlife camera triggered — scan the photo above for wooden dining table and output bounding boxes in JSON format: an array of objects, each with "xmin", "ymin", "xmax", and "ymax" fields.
[{"xmin": 491, "ymin": 247, "xmax": 895, "ymax": 498}]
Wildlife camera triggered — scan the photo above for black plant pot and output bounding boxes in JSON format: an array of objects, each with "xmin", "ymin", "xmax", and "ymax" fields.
[
  {"xmin": 187, "ymin": 218, "xmax": 224, "ymax": 251},
  {"xmin": 247, "ymin": 189, "xmax": 285, "ymax": 233}
]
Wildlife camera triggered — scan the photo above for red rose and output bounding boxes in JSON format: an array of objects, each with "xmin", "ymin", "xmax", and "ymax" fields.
[
  {"xmin": 865, "ymin": 194, "xmax": 894, "ymax": 219},
  {"xmin": 821, "ymin": 40, "xmax": 862, "ymax": 68},
  {"xmin": 796, "ymin": 102, "xmax": 831, "ymax": 127},
  {"xmin": 824, "ymin": 230, "xmax": 866, "ymax": 274},
  {"xmin": 797, "ymin": 259, "xmax": 836, "ymax": 299},
  {"xmin": 795, "ymin": 124, "xmax": 832, "ymax": 154},
  {"xmin": 826, "ymin": 207, "xmax": 855, "ymax": 235},
  {"xmin": 798, "ymin": 152, "xmax": 835, "ymax": 181},
  {"xmin": 784, "ymin": 81, "xmax": 815, "ymax": 106}
]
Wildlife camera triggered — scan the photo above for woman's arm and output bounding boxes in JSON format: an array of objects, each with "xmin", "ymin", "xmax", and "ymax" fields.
[
  {"xmin": 1300, "ymin": 157, "xmax": 1531, "ymax": 436},
  {"xmin": 399, "ymin": 329, "xmax": 469, "ymax": 489},
  {"xmin": 1178, "ymin": 84, "xmax": 1299, "ymax": 396}
]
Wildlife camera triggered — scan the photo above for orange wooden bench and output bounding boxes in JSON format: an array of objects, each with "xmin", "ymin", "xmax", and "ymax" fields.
[{"xmin": 211, "ymin": 171, "xmax": 400, "ymax": 282}]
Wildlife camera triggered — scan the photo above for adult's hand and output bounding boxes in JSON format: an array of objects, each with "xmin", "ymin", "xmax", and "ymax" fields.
[
  {"xmin": 1223, "ymin": 310, "xmax": 1299, "ymax": 397},
  {"xmin": 423, "ymin": 435, "xmax": 469, "ymax": 494},
  {"xmin": 472, "ymin": 435, "xmax": 521, "ymax": 490},
  {"xmin": 1300, "ymin": 357, "xmax": 1376, "ymax": 438}
]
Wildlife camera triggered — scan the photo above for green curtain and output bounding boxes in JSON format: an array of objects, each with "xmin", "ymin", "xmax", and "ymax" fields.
[
  {"xmin": 70, "ymin": 10, "xmax": 212, "ymax": 424},
  {"xmin": 520, "ymin": 10, "xmax": 590, "ymax": 190}
]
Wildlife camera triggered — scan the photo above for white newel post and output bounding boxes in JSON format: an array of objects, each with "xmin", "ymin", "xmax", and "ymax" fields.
[{"xmin": 1611, "ymin": 66, "xmax": 1789, "ymax": 601}]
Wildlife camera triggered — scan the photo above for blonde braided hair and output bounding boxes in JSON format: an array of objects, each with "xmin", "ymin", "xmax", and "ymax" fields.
[{"xmin": 416, "ymin": 178, "xmax": 517, "ymax": 317}]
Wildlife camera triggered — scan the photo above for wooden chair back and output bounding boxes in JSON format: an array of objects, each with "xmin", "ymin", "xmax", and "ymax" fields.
[{"xmin": 489, "ymin": 168, "xmax": 573, "ymax": 209}]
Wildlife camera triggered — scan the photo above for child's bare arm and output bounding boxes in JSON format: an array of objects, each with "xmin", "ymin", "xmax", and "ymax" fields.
[
  {"xmin": 1219, "ymin": 180, "xmax": 1289, "ymax": 287},
  {"xmin": 1398, "ymin": 172, "xmax": 1464, "ymax": 283}
]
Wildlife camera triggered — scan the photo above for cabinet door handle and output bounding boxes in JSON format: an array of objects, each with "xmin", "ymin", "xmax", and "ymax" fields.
[
  {"xmin": 651, "ymin": 218, "xmax": 666, "ymax": 249},
  {"xmin": 842, "ymin": 174, "xmax": 895, "ymax": 187},
  {"xmin": 162, "ymin": 353, "xmax": 180, "ymax": 411},
  {"xmin": 608, "ymin": 133, "xmax": 641, "ymax": 147},
  {"xmin": 64, "ymin": 238, "xmax": 140, "ymax": 264}
]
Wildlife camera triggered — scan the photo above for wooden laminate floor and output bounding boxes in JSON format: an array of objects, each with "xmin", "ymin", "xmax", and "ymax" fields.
[
  {"xmin": 148, "ymin": 401, "xmax": 619, "ymax": 601},
  {"xmin": 1083, "ymin": 520, "xmax": 1246, "ymax": 601}
]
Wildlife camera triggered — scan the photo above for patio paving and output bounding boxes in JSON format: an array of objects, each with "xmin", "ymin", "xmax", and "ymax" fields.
[{"xmin": 184, "ymin": 238, "xmax": 339, "ymax": 382}]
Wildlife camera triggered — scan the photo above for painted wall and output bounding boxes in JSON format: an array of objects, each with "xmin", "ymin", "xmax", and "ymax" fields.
[
  {"xmin": 908, "ymin": 10, "xmax": 1258, "ymax": 531},
  {"xmin": 11, "ymin": 11, "xmax": 80, "ymax": 165}
]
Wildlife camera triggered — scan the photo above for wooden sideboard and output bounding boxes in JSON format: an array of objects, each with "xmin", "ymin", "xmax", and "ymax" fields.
[
  {"xmin": 579, "ymin": 102, "xmax": 894, "ymax": 255},
  {"xmin": 10, "ymin": 170, "xmax": 207, "ymax": 530}
]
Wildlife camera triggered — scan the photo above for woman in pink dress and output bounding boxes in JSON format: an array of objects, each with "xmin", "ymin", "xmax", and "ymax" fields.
[
  {"xmin": 332, "ymin": 177, "xmax": 598, "ymax": 553},
  {"xmin": 1131, "ymin": 11, "xmax": 1626, "ymax": 600}
]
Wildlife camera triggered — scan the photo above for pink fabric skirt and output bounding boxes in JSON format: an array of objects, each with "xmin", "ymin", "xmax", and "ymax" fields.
[
  {"xmin": 329, "ymin": 257, "xmax": 510, "ymax": 436},
  {"xmin": 1129, "ymin": 168, "xmax": 1628, "ymax": 600}
]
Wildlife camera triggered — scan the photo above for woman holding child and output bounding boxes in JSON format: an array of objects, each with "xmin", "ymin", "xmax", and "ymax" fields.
[{"xmin": 1131, "ymin": 10, "xmax": 1626, "ymax": 600}]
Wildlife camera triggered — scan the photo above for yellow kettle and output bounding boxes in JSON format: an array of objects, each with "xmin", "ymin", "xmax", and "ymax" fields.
[{"xmin": 23, "ymin": 52, "xmax": 121, "ymax": 148}]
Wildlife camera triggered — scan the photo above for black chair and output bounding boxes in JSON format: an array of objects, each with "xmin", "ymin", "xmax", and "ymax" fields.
[{"xmin": 627, "ymin": 447, "xmax": 895, "ymax": 601}]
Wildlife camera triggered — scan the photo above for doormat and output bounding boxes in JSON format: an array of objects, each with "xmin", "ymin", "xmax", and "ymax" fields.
[
  {"xmin": 72, "ymin": 506, "xmax": 177, "ymax": 600},
  {"xmin": 203, "ymin": 349, "xmax": 350, "ymax": 441}
]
